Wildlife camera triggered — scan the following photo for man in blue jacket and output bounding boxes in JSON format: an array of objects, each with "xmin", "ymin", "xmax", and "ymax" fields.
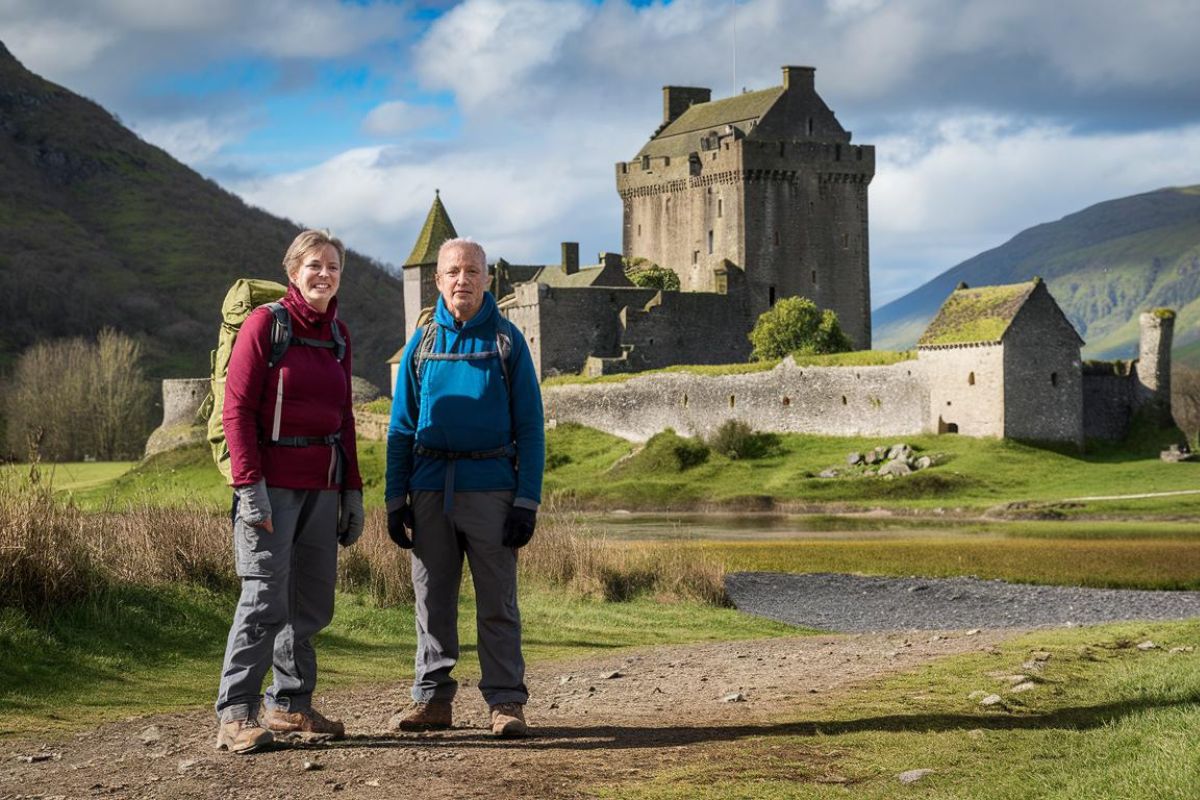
[{"xmin": 385, "ymin": 238, "xmax": 544, "ymax": 738}]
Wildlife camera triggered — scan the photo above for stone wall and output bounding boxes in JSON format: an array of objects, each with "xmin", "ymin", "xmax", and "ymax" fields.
[
  {"xmin": 542, "ymin": 357, "xmax": 927, "ymax": 442},
  {"xmin": 144, "ymin": 378, "xmax": 208, "ymax": 458},
  {"xmin": 919, "ymin": 344, "xmax": 1006, "ymax": 437},
  {"xmin": 1082, "ymin": 371, "xmax": 1135, "ymax": 440}
]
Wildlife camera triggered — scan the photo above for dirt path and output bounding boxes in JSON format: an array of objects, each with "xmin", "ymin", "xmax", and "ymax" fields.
[{"xmin": 0, "ymin": 629, "xmax": 1014, "ymax": 800}]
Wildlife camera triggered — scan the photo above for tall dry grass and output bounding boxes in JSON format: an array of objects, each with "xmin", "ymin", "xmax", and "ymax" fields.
[{"xmin": 0, "ymin": 477, "xmax": 728, "ymax": 614}]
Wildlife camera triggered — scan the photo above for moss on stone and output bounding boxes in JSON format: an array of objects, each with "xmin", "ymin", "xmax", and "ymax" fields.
[
  {"xmin": 918, "ymin": 281, "xmax": 1040, "ymax": 347},
  {"xmin": 404, "ymin": 192, "xmax": 457, "ymax": 267}
]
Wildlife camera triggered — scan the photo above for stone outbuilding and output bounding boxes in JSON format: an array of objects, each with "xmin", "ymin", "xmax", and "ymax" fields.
[{"xmin": 917, "ymin": 279, "xmax": 1085, "ymax": 445}]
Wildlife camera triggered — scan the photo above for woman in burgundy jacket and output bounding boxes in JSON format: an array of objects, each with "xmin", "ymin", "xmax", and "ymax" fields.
[{"xmin": 214, "ymin": 229, "xmax": 364, "ymax": 754}]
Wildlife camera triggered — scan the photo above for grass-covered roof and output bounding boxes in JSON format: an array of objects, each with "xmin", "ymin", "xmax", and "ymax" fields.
[{"xmin": 918, "ymin": 280, "xmax": 1041, "ymax": 347}]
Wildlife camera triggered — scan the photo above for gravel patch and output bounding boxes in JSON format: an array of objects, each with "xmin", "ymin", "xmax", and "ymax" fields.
[{"xmin": 727, "ymin": 572, "xmax": 1200, "ymax": 632}]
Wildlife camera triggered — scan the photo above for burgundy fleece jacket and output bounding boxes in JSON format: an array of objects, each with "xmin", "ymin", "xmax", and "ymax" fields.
[{"xmin": 222, "ymin": 283, "xmax": 362, "ymax": 491}]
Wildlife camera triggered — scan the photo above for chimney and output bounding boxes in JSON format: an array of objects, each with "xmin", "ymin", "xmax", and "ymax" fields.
[
  {"xmin": 561, "ymin": 242, "xmax": 579, "ymax": 275},
  {"xmin": 662, "ymin": 86, "xmax": 711, "ymax": 126},
  {"xmin": 782, "ymin": 66, "xmax": 816, "ymax": 92}
]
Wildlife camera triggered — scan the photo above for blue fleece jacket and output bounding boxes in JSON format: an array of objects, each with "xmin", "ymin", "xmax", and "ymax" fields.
[{"xmin": 385, "ymin": 292, "xmax": 544, "ymax": 508}]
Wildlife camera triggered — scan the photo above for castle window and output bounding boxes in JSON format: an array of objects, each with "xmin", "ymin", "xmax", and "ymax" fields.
[
  {"xmin": 782, "ymin": 396, "xmax": 791, "ymax": 406},
  {"xmin": 812, "ymin": 270, "xmax": 817, "ymax": 285},
  {"xmin": 729, "ymin": 395, "xmax": 736, "ymax": 408},
  {"xmin": 717, "ymin": 198, "xmax": 723, "ymax": 217},
  {"xmin": 637, "ymin": 224, "xmax": 641, "ymax": 237},
  {"xmin": 774, "ymin": 231, "xmax": 780, "ymax": 246},
  {"xmin": 968, "ymin": 372, "xmax": 975, "ymax": 386},
  {"xmin": 779, "ymin": 142, "xmax": 785, "ymax": 157},
  {"xmin": 707, "ymin": 230, "xmax": 714, "ymax": 254},
  {"xmin": 841, "ymin": 396, "xmax": 847, "ymax": 405},
  {"xmin": 842, "ymin": 232, "xmax": 849, "ymax": 248},
  {"xmin": 682, "ymin": 394, "xmax": 688, "ymax": 408},
  {"xmin": 946, "ymin": 423, "xmax": 959, "ymax": 434},
  {"xmin": 769, "ymin": 286, "xmax": 776, "ymax": 306},
  {"xmin": 807, "ymin": 118, "xmax": 813, "ymax": 136},
  {"xmin": 692, "ymin": 250, "xmax": 699, "ymax": 265},
  {"xmin": 1051, "ymin": 372, "xmax": 1058, "ymax": 387},
  {"xmin": 641, "ymin": 155, "xmax": 650, "ymax": 170}
]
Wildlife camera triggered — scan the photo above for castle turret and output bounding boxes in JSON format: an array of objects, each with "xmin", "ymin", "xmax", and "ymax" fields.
[
  {"xmin": 402, "ymin": 190, "xmax": 457, "ymax": 341},
  {"xmin": 1135, "ymin": 309, "xmax": 1175, "ymax": 423}
]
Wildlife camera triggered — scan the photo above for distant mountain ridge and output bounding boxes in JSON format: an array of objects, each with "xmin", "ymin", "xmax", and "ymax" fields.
[
  {"xmin": 873, "ymin": 186, "xmax": 1200, "ymax": 364},
  {"xmin": 0, "ymin": 41, "xmax": 404, "ymax": 387}
]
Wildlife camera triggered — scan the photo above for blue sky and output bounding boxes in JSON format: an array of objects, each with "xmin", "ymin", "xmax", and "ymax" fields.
[{"xmin": 4, "ymin": 0, "xmax": 1200, "ymax": 307}]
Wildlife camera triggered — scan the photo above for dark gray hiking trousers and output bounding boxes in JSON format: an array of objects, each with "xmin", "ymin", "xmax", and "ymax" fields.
[
  {"xmin": 410, "ymin": 490, "xmax": 528, "ymax": 707},
  {"xmin": 215, "ymin": 487, "xmax": 339, "ymax": 721}
]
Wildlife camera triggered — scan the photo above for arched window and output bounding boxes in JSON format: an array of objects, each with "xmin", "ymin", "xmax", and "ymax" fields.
[{"xmin": 968, "ymin": 372, "xmax": 975, "ymax": 386}]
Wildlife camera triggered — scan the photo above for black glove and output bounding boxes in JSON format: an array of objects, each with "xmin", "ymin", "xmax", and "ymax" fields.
[
  {"xmin": 502, "ymin": 506, "xmax": 537, "ymax": 549},
  {"xmin": 387, "ymin": 504, "xmax": 415, "ymax": 549}
]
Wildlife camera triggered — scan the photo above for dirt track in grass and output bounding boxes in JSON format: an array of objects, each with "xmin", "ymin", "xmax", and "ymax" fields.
[{"xmin": 0, "ymin": 628, "xmax": 1014, "ymax": 799}]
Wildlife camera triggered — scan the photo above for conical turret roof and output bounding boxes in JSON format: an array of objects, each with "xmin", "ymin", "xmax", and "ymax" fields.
[{"xmin": 404, "ymin": 190, "xmax": 457, "ymax": 267}]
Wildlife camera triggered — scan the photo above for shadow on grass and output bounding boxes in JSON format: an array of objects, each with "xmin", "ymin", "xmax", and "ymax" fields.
[{"xmin": 321, "ymin": 693, "xmax": 1200, "ymax": 752}]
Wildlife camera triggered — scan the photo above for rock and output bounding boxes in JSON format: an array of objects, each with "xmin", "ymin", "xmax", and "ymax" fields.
[
  {"xmin": 897, "ymin": 769, "xmax": 934, "ymax": 784},
  {"xmin": 722, "ymin": 692, "xmax": 746, "ymax": 703},
  {"xmin": 967, "ymin": 690, "xmax": 988, "ymax": 700},
  {"xmin": 1021, "ymin": 660, "xmax": 1044, "ymax": 673},
  {"xmin": 18, "ymin": 753, "xmax": 57, "ymax": 763},
  {"xmin": 915, "ymin": 456, "xmax": 933, "ymax": 470},
  {"xmin": 177, "ymin": 759, "xmax": 199, "ymax": 773},
  {"xmin": 887, "ymin": 443, "xmax": 911, "ymax": 460},
  {"xmin": 365, "ymin": 780, "xmax": 381, "ymax": 788},
  {"xmin": 847, "ymin": 452, "xmax": 863, "ymax": 466},
  {"xmin": 303, "ymin": 760, "xmax": 323, "ymax": 771},
  {"xmin": 139, "ymin": 725, "xmax": 163, "ymax": 746},
  {"xmin": 864, "ymin": 450, "xmax": 879, "ymax": 465},
  {"xmin": 549, "ymin": 702, "xmax": 559, "ymax": 709},
  {"xmin": 1170, "ymin": 646, "xmax": 1194, "ymax": 654},
  {"xmin": 601, "ymin": 670, "xmax": 623, "ymax": 679},
  {"xmin": 559, "ymin": 675, "xmax": 572, "ymax": 685},
  {"xmin": 879, "ymin": 460, "xmax": 912, "ymax": 477},
  {"xmin": 966, "ymin": 629, "xmax": 981, "ymax": 636},
  {"xmin": 1136, "ymin": 641, "xmax": 1158, "ymax": 651},
  {"xmin": 1160, "ymin": 444, "xmax": 1193, "ymax": 463},
  {"xmin": 864, "ymin": 468, "xmax": 878, "ymax": 476},
  {"xmin": 1005, "ymin": 674, "xmax": 1029, "ymax": 684},
  {"xmin": 1030, "ymin": 651, "xmax": 1052, "ymax": 661},
  {"xmin": 817, "ymin": 468, "xmax": 839, "ymax": 479},
  {"xmin": 1010, "ymin": 681, "xmax": 1038, "ymax": 693},
  {"xmin": 979, "ymin": 694, "xmax": 1004, "ymax": 707}
]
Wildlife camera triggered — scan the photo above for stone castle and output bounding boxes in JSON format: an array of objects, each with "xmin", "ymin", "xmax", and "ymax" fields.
[
  {"xmin": 398, "ymin": 66, "xmax": 872, "ymax": 380},
  {"xmin": 384, "ymin": 64, "xmax": 1174, "ymax": 447}
]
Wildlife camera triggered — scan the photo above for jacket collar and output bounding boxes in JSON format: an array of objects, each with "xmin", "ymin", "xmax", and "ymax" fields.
[
  {"xmin": 283, "ymin": 282, "xmax": 338, "ymax": 329},
  {"xmin": 435, "ymin": 291, "xmax": 496, "ymax": 331}
]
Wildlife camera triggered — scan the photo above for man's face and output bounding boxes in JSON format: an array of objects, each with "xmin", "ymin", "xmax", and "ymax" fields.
[{"xmin": 435, "ymin": 245, "xmax": 487, "ymax": 322}]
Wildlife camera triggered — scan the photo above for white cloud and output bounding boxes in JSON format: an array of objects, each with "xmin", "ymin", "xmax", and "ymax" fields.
[
  {"xmin": 362, "ymin": 100, "xmax": 447, "ymax": 137},
  {"xmin": 132, "ymin": 114, "xmax": 250, "ymax": 166}
]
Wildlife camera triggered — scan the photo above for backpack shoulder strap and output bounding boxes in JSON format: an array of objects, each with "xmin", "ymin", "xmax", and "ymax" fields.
[
  {"xmin": 329, "ymin": 318, "xmax": 347, "ymax": 362},
  {"xmin": 265, "ymin": 302, "xmax": 291, "ymax": 368},
  {"xmin": 495, "ymin": 318, "xmax": 514, "ymax": 391},
  {"xmin": 413, "ymin": 322, "xmax": 440, "ymax": 389}
]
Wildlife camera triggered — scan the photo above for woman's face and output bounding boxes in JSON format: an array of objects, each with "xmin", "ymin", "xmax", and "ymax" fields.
[{"xmin": 291, "ymin": 243, "xmax": 342, "ymax": 312}]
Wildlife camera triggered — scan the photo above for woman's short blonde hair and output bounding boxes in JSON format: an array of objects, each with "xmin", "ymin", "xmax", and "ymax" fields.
[{"xmin": 283, "ymin": 229, "xmax": 346, "ymax": 280}]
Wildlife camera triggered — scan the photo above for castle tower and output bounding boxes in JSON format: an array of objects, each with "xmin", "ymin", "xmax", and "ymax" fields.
[
  {"xmin": 403, "ymin": 190, "xmax": 457, "ymax": 341},
  {"xmin": 1136, "ymin": 309, "xmax": 1175, "ymax": 422},
  {"xmin": 616, "ymin": 65, "xmax": 875, "ymax": 349}
]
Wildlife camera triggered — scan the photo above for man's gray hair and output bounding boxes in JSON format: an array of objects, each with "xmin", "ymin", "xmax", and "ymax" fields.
[{"xmin": 437, "ymin": 237, "xmax": 487, "ymax": 270}]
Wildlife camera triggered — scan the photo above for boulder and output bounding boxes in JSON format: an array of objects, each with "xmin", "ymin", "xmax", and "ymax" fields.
[
  {"xmin": 847, "ymin": 452, "xmax": 863, "ymax": 466},
  {"xmin": 879, "ymin": 460, "xmax": 912, "ymax": 477}
]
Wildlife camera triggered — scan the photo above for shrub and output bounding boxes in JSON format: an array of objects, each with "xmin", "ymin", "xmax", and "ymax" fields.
[
  {"xmin": 629, "ymin": 429, "xmax": 710, "ymax": 473},
  {"xmin": 705, "ymin": 420, "xmax": 781, "ymax": 460},
  {"xmin": 624, "ymin": 258, "xmax": 681, "ymax": 291},
  {"xmin": 748, "ymin": 297, "xmax": 852, "ymax": 361}
]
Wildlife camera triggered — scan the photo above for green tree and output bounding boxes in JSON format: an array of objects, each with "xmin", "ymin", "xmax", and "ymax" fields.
[
  {"xmin": 748, "ymin": 297, "xmax": 852, "ymax": 361},
  {"xmin": 623, "ymin": 258, "xmax": 680, "ymax": 292}
]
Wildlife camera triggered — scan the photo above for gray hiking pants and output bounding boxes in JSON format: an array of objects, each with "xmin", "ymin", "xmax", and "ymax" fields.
[
  {"xmin": 411, "ymin": 490, "xmax": 528, "ymax": 707},
  {"xmin": 215, "ymin": 487, "xmax": 339, "ymax": 721}
]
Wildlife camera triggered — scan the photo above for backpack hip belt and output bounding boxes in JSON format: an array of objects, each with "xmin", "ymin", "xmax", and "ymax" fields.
[
  {"xmin": 413, "ymin": 442, "xmax": 518, "ymax": 516},
  {"xmin": 264, "ymin": 431, "xmax": 342, "ymax": 448}
]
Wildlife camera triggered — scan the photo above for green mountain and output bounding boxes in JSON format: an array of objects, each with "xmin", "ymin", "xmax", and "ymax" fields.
[
  {"xmin": 872, "ymin": 186, "xmax": 1200, "ymax": 365},
  {"xmin": 0, "ymin": 41, "xmax": 404, "ymax": 387}
]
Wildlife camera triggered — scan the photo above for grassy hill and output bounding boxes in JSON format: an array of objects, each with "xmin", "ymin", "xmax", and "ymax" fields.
[
  {"xmin": 873, "ymin": 186, "xmax": 1200, "ymax": 362},
  {"xmin": 0, "ymin": 41, "xmax": 404, "ymax": 386}
]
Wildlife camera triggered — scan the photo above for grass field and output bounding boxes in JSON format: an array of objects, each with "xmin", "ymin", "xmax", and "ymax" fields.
[{"xmin": 602, "ymin": 619, "xmax": 1200, "ymax": 799}]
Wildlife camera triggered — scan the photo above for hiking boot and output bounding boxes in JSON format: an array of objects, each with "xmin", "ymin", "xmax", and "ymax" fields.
[
  {"xmin": 388, "ymin": 700, "xmax": 453, "ymax": 732},
  {"xmin": 489, "ymin": 702, "xmax": 528, "ymax": 738},
  {"xmin": 214, "ymin": 718, "xmax": 274, "ymax": 754},
  {"xmin": 262, "ymin": 707, "xmax": 346, "ymax": 742}
]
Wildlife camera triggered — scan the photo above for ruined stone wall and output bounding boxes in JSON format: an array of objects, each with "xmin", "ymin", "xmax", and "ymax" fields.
[
  {"xmin": 619, "ymin": 290, "xmax": 753, "ymax": 371},
  {"xmin": 542, "ymin": 357, "xmax": 928, "ymax": 442},
  {"xmin": 503, "ymin": 283, "xmax": 658, "ymax": 379},
  {"xmin": 918, "ymin": 345, "xmax": 1006, "ymax": 437}
]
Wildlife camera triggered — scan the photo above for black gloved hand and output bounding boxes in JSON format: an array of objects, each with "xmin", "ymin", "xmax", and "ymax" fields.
[
  {"xmin": 387, "ymin": 504, "xmax": 415, "ymax": 549},
  {"xmin": 502, "ymin": 506, "xmax": 537, "ymax": 549}
]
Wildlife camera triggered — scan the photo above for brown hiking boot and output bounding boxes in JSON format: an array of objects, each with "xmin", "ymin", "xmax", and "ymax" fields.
[
  {"xmin": 262, "ymin": 707, "xmax": 346, "ymax": 742},
  {"xmin": 214, "ymin": 718, "xmax": 274, "ymax": 754},
  {"xmin": 489, "ymin": 702, "xmax": 528, "ymax": 738},
  {"xmin": 388, "ymin": 700, "xmax": 453, "ymax": 732}
]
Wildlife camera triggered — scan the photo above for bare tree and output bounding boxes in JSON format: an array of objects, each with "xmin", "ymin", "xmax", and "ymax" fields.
[
  {"xmin": 4, "ymin": 330, "xmax": 153, "ymax": 461},
  {"xmin": 1172, "ymin": 365, "xmax": 1200, "ymax": 448}
]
